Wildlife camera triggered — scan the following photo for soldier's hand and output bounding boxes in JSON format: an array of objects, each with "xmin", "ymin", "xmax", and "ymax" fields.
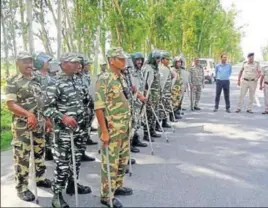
[
  {"xmin": 139, "ymin": 95, "xmax": 147, "ymax": 103},
  {"xmin": 131, "ymin": 85, "xmax": 137, "ymax": 93},
  {"xmin": 27, "ymin": 112, "xmax": 38, "ymax": 130},
  {"xmin": 62, "ymin": 115, "xmax": 78, "ymax": 129},
  {"xmin": 101, "ymin": 131, "xmax": 110, "ymax": 146},
  {"xmin": 45, "ymin": 118, "xmax": 53, "ymax": 133}
]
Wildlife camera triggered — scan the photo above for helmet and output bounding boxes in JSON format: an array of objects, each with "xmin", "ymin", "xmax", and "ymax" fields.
[
  {"xmin": 131, "ymin": 52, "xmax": 144, "ymax": 68},
  {"xmin": 160, "ymin": 51, "xmax": 172, "ymax": 60},
  {"xmin": 33, "ymin": 52, "xmax": 52, "ymax": 70},
  {"xmin": 147, "ymin": 50, "xmax": 161, "ymax": 66}
]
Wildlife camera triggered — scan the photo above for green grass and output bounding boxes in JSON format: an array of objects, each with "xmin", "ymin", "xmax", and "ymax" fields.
[{"xmin": 1, "ymin": 101, "xmax": 13, "ymax": 151}]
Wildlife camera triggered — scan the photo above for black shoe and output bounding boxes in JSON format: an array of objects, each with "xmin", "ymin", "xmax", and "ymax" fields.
[
  {"xmin": 236, "ymin": 109, "xmax": 241, "ymax": 113},
  {"xmin": 17, "ymin": 189, "xmax": 35, "ymax": 202},
  {"xmin": 150, "ymin": 130, "xmax": 161, "ymax": 138},
  {"xmin": 143, "ymin": 134, "xmax": 155, "ymax": 142},
  {"xmin": 45, "ymin": 148, "xmax": 54, "ymax": 161},
  {"xmin": 86, "ymin": 137, "xmax": 98, "ymax": 145},
  {"xmin": 66, "ymin": 181, "xmax": 92, "ymax": 195},
  {"xmin": 226, "ymin": 109, "xmax": 231, "ymax": 113},
  {"xmin": 100, "ymin": 197, "xmax": 123, "ymax": 208},
  {"xmin": 81, "ymin": 153, "xmax": 96, "ymax": 162},
  {"xmin": 162, "ymin": 119, "xmax": 171, "ymax": 128},
  {"xmin": 169, "ymin": 113, "xmax": 177, "ymax": 122},
  {"xmin": 128, "ymin": 158, "xmax": 136, "ymax": 165},
  {"xmin": 125, "ymin": 167, "xmax": 129, "ymax": 174},
  {"xmin": 155, "ymin": 123, "xmax": 163, "ymax": 132},
  {"xmin": 246, "ymin": 110, "xmax": 253, "ymax": 114},
  {"xmin": 91, "ymin": 126, "xmax": 97, "ymax": 132},
  {"xmin": 131, "ymin": 145, "xmax": 140, "ymax": 153},
  {"xmin": 194, "ymin": 107, "xmax": 201, "ymax": 110},
  {"xmin": 175, "ymin": 114, "xmax": 182, "ymax": 120},
  {"xmin": 132, "ymin": 133, "xmax": 147, "ymax": 147},
  {"xmin": 52, "ymin": 192, "xmax": 70, "ymax": 208},
  {"xmin": 37, "ymin": 178, "xmax": 52, "ymax": 188},
  {"xmin": 114, "ymin": 187, "xmax": 133, "ymax": 196},
  {"xmin": 213, "ymin": 108, "xmax": 218, "ymax": 112}
]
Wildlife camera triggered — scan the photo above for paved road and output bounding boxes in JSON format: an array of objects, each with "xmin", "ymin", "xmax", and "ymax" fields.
[{"xmin": 1, "ymin": 66, "xmax": 268, "ymax": 207}]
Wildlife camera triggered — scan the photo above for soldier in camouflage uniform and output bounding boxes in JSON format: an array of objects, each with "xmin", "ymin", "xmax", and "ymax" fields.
[
  {"xmin": 33, "ymin": 52, "xmax": 56, "ymax": 161},
  {"xmin": 76, "ymin": 53, "xmax": 97, "ymax": 162},
  {"xmin": 171, "ymin": 56, "xmax": 184, "ymax": 120},
  {"xmin": 130, "ymin": 52, "xmax": 148, "ymax": 149},
  {"xmin": 5, "ymin": 51, "xmax": 52, "ymax": 202},
  {"xmin": 95, "ymin": 47, "xmax": 133, "ymax": 208},
  {"xmin": 44, "ymin": 53, "xmax": 92, "ymax": 208},
  {"xmin": 189, "ymin": 57, "xmax": 205, "ymax": 110},
  {"xmin": 158, "ymin": 52, "xmax": 172, "ymax": 130},
  {"xmin": 142, "ymin": 51, "xmax": 162, "ymax": 141}
]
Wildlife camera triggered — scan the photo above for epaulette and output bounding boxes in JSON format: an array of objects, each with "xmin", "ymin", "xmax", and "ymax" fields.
[{"xmin": 99, "ymin": 72, "xmax": 109, "ymax": 80}]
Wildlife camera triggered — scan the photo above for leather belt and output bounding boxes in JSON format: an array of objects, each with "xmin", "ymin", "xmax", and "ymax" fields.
[
  {"xmin": 265, "ymin": 81, "xmax": 268, "ymax": 85},
  {"xmin": 244, "ymin": 78, "xmax": 255, "ymax": 81}
]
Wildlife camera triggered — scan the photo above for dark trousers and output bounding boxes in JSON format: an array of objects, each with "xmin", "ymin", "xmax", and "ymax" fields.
[{"xmin": 215, "ymin": 80, "xmax": 230, "ymax": 109}]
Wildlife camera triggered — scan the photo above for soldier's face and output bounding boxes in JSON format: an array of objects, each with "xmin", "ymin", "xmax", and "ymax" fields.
[
  {"xmin": 111, "ymin": 57, "xmax": 126, "ymax": 70},
  {"xmin": 155, "ymin": 57, "xmax": 161, "ymax": 65},
  {"xmin": 248, "ymin": 55, "xmax": 254, "ymax": 62},
  {"xmin": 77, "ymin": 63, "xmax": 82, "ymax": 73},
  {"xmin": 17, "ymin": 58, "xmax": 33, "ymax": 76},
  {"xmin": 84, "ymin": 64, "xmax": 91, "ymax": 73},
  {"xmin": 43, "ymin": 62, "xmax": 49, "ymax": 71},
  {"xmin": 175, "ymin": 61, "xmax": 182, "ymax": 68},
  {"xmin": 162, "ymin": 58, "xmax": 170, "ymax": 66},
  {"xmin": 194, "ymin": 59, "xmax": 200, "ymax": 65},
  {"xmin": 62, "ymin": 61, "xmax": 80, "ymax": 75},
  {"xmin": 135, "ymin": 59, "xmax": 143, "ymax": 69}
]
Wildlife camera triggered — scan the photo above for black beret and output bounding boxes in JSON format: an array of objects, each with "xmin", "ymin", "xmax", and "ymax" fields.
[{"xmin": 247, "ymin": 53, "xmax": 254, "ymax": 57}]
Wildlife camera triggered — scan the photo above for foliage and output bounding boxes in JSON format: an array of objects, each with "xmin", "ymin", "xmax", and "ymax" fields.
[
  {"xmin": 1, "ymin": 102, "xmax": 12, "ymax": 151},
  {"xmin": 261, "ymin": 43, "xmax": 268, "ymax": 61}
]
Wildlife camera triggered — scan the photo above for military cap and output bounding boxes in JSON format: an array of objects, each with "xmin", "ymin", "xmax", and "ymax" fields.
[
  {"xmin": 17, "ymin": 51, "xmax": 32, "ymax": 60},
  {"xmin": 161, "ymin": 51, "xmax": 172, "ymax": 60},
  {"xmin": 247, "ymin": 52, "xmax": 254, "ymax": 57},
  {"xmin": 151, "ymin": 50, "xmax": 161, "ymax": 59},
  {"xmin": 131, "ymin": 52, "xmax": 144, "ymax": 60},
  {"xmin": 106, "ymin": 47, "xmax": 127, "ymax": 59},
  {"xmin": 60, "ymin": 52, "xmax": 81, "ymax": 62}
]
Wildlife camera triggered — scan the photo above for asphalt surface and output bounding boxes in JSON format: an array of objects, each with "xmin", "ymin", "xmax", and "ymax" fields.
[{"xmin": 1, "ymin": 66, "xmax": 268, "ymax": 207}]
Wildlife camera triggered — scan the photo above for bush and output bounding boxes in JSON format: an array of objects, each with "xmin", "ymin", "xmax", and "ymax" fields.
[{"xmin": 1, "ymin": 101, "xmax": 12, "ymax": 151}]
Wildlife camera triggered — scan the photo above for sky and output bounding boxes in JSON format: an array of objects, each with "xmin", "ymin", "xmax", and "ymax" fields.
[{"xmin": 221, "ymin": 0, "xmax": 268, "ymax": 60}]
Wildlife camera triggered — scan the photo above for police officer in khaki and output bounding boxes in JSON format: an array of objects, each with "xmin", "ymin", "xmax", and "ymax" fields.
[
  {"xmin": 259, "ymin": 65, "xmax": 268, "ymax": 114},
  {"xmin": 236, "ymin": 53, "xmax": 261, "ymax": 113}
]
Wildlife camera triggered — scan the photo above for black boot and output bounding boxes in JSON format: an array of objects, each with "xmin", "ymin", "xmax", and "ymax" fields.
[
  {"xmin": 81, "ymin": 152, "xmax": 96, "ymax": 162},
  {"xmin": 162, "ymin": 119, "xmax": 171, "ymax": 128},
  {"xmin": 132, "ymin": 133, "xmax": 147, "ymax": 147},
  {"xmin": 174, "ymin": 111, "xmax": 182, "ymax": 120},
  {"xmin": 52, "ymin": 192, "xmax": 70, "ymax": 208},
  {"xmin": 37, "ymin": 178, "xmax": 52, "ymax": 188},
  {"xmin": 128, "ymin": 158, "xmax": 136, "ymax": 165},
  {"xmin": 150, "ymin": 128, "xmax": 161, "ymax": 137},
  {"xmin": 86, "ymin": 137, "xmax": 98, "ymax": 145},
  {"xmin": 114, "ymin": 187, "xmax": 133, "ymax": 196},
  {"xmin": 66, "ymin": 180, "xmax": 92, "ymax": 195},
  {"xmin": 45, "ymin": 148, "xmax": 54, "ymax": 161},
  {"xmin": 155, "ymin": 122, "xmax": 162, "ymax": 132},
  {"xmin": 130, "ymin": 145, "xmax": 140, "ymax": 153},
  {"xmin": 100, "ymin": 197, "xmax": 123, "ymax": 208},
  {"xmin": 17, "ymin": 189, "xmax": 35, "ymax": 202},
  {"xmin": 143, "ymin": 132, "xmax": 155, "ymax": 142},
  {"xmin": 169, "ymin": 113, "xmax": 177, "ymax": 122}
]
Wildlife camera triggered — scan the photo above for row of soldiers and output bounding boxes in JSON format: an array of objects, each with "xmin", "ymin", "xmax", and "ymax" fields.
[{"xmin": 5, "ymin": 47, "xmax": 205, "ymax": 208}]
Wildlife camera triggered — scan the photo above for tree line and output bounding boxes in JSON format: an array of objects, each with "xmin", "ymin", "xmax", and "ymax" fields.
[{"xmin": 1, "ymin": 0, "xmax": 244, "ymax": 77}]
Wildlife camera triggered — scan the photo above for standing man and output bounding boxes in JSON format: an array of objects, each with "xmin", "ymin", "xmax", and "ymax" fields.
[
  {"xmin": 259, "ymin": 65, "xmax": 268, "ymax": 114},
  {"xmin": 5, "ymin": 51, "xmax": 52, "ymax": 202},
  {"xmin": 158, "ymin": 51, "xmax": 172, "ymax": 129},
  {"xmin": 189, "ymin": 57, "xmax": 205, "ymax": 110},
  {"xmin": 95, "ymin": 47, "xmax": 132, "ymax": 208},
  {"xmin": 44, "ymin": 53, "xmax": 92, "ymax": 208},
  {"xmin": 33, "ymin": 52, "xmax": 56, "ymax": 161},
  {"xmin": 236, "ymin": 53, "xmax": 261, "ymax": 113},
  {"xmin": 213, "ymin": 54, "xmax": 232, "ymax": 113},
  {"xmin": 142, "ymin": 51, "xmax": 162, "ymax": 141}
]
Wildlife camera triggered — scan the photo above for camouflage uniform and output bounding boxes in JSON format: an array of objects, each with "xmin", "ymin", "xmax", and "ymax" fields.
[
  {"xmin": 43, "ymin": 53, "xmax": 90, "ymax": 196},
  {"xmin": 143, "ymin": 51, "xmax": 162, "ymax": 135},
  {"xmin": 159, "ymin": 54, "xmax": 173, "ymax": 120},
  {"xmin": 261, "ymin": 66, "xmax": 268, "ymax": 112},
  {"xmin": 5, "ymin": 52, "xmax": 47, "ymax": 194},
  {"xmin": 95, "ymin": 48, "xmax": 131, "ymax": 203},
  {"xmin": 189, "ymin": 64, "xmax": 204, "ymax": 109},
  {"xmin": 171, "ymin": 57, "xmax": 183, "ymax": 112}
]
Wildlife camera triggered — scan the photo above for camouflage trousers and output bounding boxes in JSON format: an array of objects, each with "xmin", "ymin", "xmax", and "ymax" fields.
[
  {"xmin": 159, "ymin": 96, "xmax": 172, "ymax": 120},
  {"xmin": 83, "ymin": 107, "xmax": 95, "ymax": 142},
  {"xmin": 144, "ymin": 96, "xmax": 160, "ymax": 133},
  {"xmin": 11, "ymin": 118, "xmax": 46, "ymax": 193},
  {"xmin": 45, "ymin": 132, "xmax": 54, "ymax": 150},
  {"xmin": 172, "ymin": 84, "xmax": 182, "ymax": 111},
  {"xmin": 52, "ymin": 122, "xmax": 87, "ymax": 194},
  {"xmin": 100, "ymin": 127, "xmax": 130, "ymax": 202},
  {"xmin": 191, "ymin": 85, "xmax": 202, "ymax": 108}
]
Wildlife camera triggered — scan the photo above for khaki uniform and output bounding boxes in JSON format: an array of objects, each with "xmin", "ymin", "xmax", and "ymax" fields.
[
  {"xmin": 261, "ymin": 66, "xmax": 268, "ymax": 111},
  {"xmin": 237, "ymin": 61, "xmax": 261, "ymax": 111}
]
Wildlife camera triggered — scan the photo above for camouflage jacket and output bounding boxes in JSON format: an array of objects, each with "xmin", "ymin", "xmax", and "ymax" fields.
[
  {"xmin": 94, "ymin": 71, "xmax": 131, "ymax": 136},
  {"xmin": 189, "ymin": 65, "xmax": 204, "ymax": 85},
  {"xmin": 5, "ymin": 72, "xmax": 44, "ymax": 116},
  {"xmin": 159, "ymin": 64, "xmax": 172, "ymax": 98},
  {"xmin": 43, "ymin": 71, "xmax": 84, "ymax": 125}
]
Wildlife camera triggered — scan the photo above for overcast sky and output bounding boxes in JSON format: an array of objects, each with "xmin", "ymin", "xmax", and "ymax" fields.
[{"xmin": 221, "ymin": 0, "xmax": 268, "ymax": 60}]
